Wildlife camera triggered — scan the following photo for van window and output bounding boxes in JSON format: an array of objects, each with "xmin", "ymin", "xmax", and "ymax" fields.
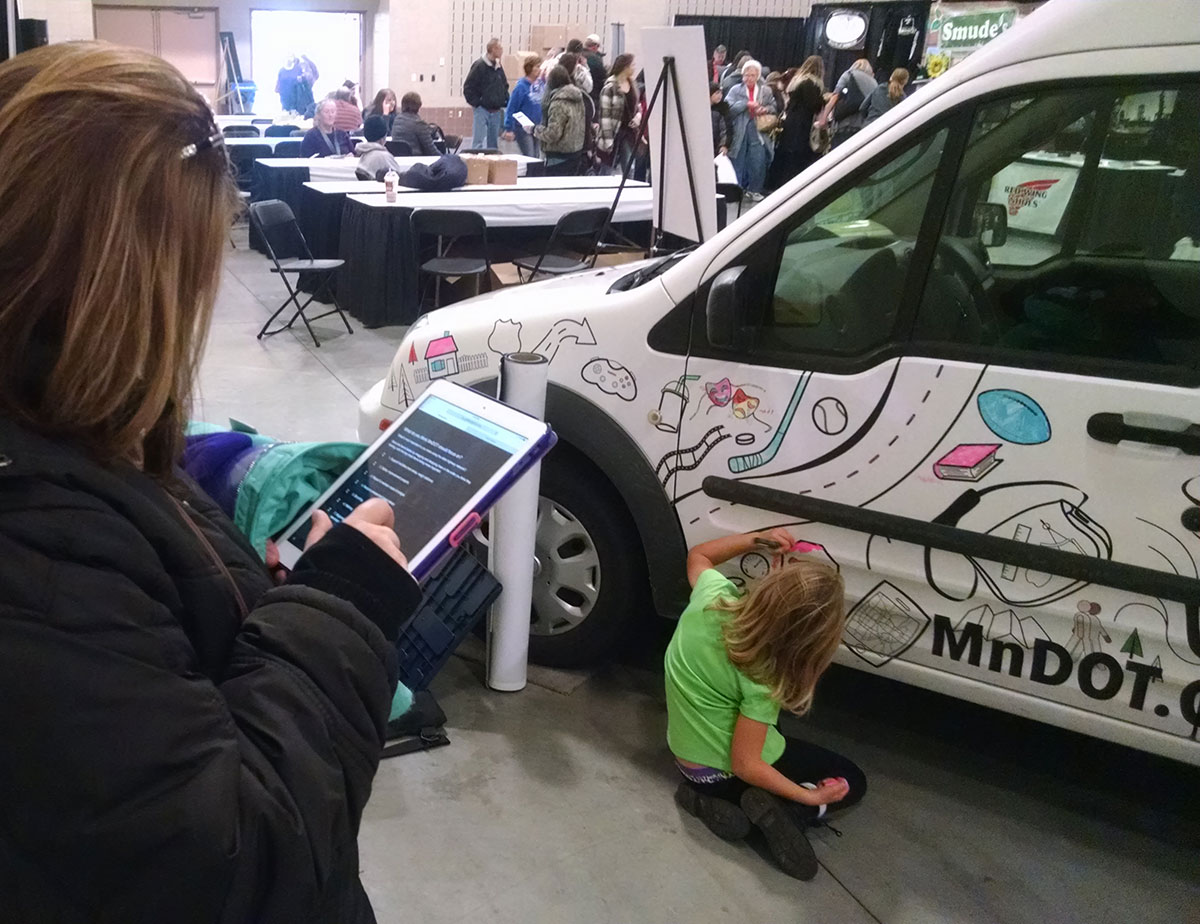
[
  {"xmin": 914, "ymin": 84, "xmax": 1200, "ymax": 375},
  {"xmin": 766, "ymin": 128, "xmax": 949, "ymax": 355}
]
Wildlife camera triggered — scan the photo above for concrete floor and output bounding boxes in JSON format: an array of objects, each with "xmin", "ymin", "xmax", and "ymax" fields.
[{"xmin": 203, "ymin": 228, "xmax": 1200, "ymax": 924}]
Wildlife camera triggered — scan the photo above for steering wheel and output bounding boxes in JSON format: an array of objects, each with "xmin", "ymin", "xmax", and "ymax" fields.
[{"xmin": 929, "ymin": 236, "xmax": 1001, "ymax": 344}]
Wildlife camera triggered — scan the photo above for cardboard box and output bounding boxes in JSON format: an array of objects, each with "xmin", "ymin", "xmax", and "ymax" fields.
[
  {"xmin": 488, "ymin": 262, "xmax": 523, "ymax": 289},
  {"xmin": 487, "ymin": 157, "xmax": 518, "ymax": 185},
  {"xmin": 462, "ymin": 155, "xmax": 490, "ymax": 185},
  {"xmin": 502, "ymin": 51, "xmax": 536, "ymax": 81}
]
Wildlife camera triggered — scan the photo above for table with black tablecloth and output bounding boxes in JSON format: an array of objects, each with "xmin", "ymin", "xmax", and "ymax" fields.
[{"xmin": 337, "ymin": 184, "xmax": 656, "ymax": 328}]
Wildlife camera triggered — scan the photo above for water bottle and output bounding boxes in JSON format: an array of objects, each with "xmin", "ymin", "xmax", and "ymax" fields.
[{"xmin": 384, "ymin": 168, "xmax": 398, "ymax": 203}]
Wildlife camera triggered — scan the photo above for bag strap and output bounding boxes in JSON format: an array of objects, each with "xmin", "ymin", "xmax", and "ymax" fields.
[{"xmin": 381, "ymin": 726, "xmax": 450, "ymax": 759}]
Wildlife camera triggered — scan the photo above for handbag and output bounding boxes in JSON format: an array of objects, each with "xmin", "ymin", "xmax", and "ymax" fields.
[
  {"xmin": 810, "ymin": 117, "xmax": 831, "ymax": 154},
  {"xmin": 755, "ymin": 112, "xmax": 781, "ymax": 135}
]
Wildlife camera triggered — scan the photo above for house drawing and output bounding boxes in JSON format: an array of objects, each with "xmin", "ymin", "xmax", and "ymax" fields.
[{"xmin": 425, "ymin": 332, "xmax": 459, "ymax": 379}]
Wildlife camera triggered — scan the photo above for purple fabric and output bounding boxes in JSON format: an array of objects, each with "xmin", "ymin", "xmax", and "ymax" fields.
[
  {"xmin": 182, "ymin": 432, "xmax": 256, "ymax": 518},
  {"xmin": 675, "ymin": 761, "xmax": 735, "ymax": 785}
]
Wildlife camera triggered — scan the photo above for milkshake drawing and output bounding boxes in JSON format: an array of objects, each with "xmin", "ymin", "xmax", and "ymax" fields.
[{"xmin": 656, "ymin": 375, "xmax": 699, "ymax": 433}]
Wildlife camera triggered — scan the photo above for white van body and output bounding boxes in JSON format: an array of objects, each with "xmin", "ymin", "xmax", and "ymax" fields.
[{"xmin": 361, "ymin": 0, "xmax": 1200, "ymax": 766}]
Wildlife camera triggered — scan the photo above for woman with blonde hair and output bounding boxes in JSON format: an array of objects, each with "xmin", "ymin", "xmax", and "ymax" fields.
[
  {"xmin": 0, "ymin": 42, "xmax": 420, "ymax": 922},
  {"xmin": 861, "ymin": 66, "xmax": 910, "ymax": 125},
  {"xmin": 768, "ymin": 54, "xmax": 828, "ymax": 189},
  {"xmin": 823, "ymin": 57, "xmax": 877, "ymax": 145},
  {"xmin": 664, "ymin": 528, "xmax": 866, "ymax": 880}
]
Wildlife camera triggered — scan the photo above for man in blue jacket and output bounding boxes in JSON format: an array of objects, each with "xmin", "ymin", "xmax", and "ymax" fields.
[{"xmin": 462, "ymin": 38, "xmax": 510, "ymax": 150}]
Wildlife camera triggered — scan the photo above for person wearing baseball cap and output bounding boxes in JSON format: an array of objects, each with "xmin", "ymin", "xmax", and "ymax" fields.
[{"xmin": 584, "ymin": 34, "xmax": 606, "ymax": 106}]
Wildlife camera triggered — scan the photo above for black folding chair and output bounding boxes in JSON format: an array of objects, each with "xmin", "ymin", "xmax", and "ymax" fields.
[
  {"xmin": 410, "ymin": 209, "xmax": 489, "ymax": 311},
  {"xmin": 248, "ymin": 199, "xmax": 352, "ymax": 347},
  {"xmin": 462, "ymin": 147, "xmax": 501, "ymax": 155},
  {"xmin": 512, "ymin": 207, "xmax": 609, "ymax": 282},
  {"xmin": 251, "ymin": 118, "xmax": 274, "ymax": 126},
  {"xmin": 228, "ymin": 143, "xmax": 271, "ymax": 193},
  {"xmin": 355, "ymin": 166, "xmax": 376, "ymax": 181},
  {"xmin": 386, "ymin": 139, "xmax": 413, "ymax": 157},
  {"xmin": 716, "ymin": 183, "xmax": 745, "ymax": 220},
  {"xmin": 263, "ymin": 124, "xmax": 296, "ymax": 137},
  {"xmin": 223, "ymin": 124, "xmax": 260, "ymax": 138},
  {"xmin": 272, "ymin": 139, "xmax": 302, "ymax": 157}
]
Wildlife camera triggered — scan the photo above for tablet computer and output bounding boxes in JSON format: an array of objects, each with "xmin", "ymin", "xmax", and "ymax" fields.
[{"xmin": 275, "ymin": 380, "xmax": 556, "ymax": 579}]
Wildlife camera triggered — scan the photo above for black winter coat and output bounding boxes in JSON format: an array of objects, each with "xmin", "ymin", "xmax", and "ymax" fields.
[
  {"xmin": 0, "ymin": 417, "xmax": 421, "ymax": 924},
  {"xmin": 462, "ymin": 56, "xmax": 509, "ymax": 111}
]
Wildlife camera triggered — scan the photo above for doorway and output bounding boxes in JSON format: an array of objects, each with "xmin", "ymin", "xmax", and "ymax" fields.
[{"xmin": 250, "ymin": 9, "xmax": 363, "ymax": 115}]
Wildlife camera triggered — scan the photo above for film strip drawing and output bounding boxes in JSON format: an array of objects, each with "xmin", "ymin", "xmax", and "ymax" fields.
[{"xmin": 657, "ymin": 426, "xmax": 731, "ymax": 487}]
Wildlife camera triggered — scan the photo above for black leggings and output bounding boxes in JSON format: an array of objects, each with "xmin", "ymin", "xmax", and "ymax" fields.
[{"xmin": 685, "ymin": 734, "xmax": 867, "ymax": 822}]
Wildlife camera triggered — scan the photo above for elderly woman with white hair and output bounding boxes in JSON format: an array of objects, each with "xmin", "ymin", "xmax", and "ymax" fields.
[
  {"xmin": 299, "ymin": 97, "xmax": 355, "ymax": 157},
  {"xmin": 724, "ymin": 58, "xmax": 777, "ymax": 200}
]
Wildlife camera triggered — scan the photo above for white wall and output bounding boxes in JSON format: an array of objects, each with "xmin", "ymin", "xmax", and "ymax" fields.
[{"xmin": 17, "ymin": 0, "xmax": 95, "ymax": 41}]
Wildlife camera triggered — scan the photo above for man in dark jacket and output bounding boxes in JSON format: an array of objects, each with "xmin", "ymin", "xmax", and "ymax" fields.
[
  {"xmin": 462, "ymin": 37, "xmax": 509, "ymax": 150},
  {"xmin": 0, "ymin": 417, "xmax": 422, "ymax": 923},
  {"xmin": 584, "ymin": 34, "xmax": 606, "ymax": 107},
  {"xmin": 391, "ymin": 91, "xmax": 441, "ymax": 155}
]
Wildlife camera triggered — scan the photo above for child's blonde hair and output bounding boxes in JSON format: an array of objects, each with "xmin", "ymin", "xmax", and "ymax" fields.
[{"xmin": 716, "ymin": 560, "xmax": 846, "ymax": 715}]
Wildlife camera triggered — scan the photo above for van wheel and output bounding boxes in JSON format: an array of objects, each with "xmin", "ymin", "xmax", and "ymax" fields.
[{"xmin": 473, "ymin": 448, "xmax": 645, "ymax": 668}]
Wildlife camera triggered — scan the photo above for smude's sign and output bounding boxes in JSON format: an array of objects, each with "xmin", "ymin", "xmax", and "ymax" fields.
[{"xmin": 937, "ymin": 9, "xmax": 1018, "ymax": 50}]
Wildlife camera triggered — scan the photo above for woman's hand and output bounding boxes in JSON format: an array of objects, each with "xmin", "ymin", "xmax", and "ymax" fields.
[{"xmin": 305, "ymin": 498, "xmax": 408, "ymax": 569}]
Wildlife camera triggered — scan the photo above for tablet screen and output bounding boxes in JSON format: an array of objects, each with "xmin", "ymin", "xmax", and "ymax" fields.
[{"xmin": 288, "ymin": 394, "xmax": 529, "ymax": 555}]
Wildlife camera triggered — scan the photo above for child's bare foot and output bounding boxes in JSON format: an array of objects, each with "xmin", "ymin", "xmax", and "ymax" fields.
[
  {"xmin": 675, "ymin": 782, "xmax": 751, "ymax": 841},
  {"xmin": 740, "ymin": 787, "xmax": 818, "ymax": 880}
]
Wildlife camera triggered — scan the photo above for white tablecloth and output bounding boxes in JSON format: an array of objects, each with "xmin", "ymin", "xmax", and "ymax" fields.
[
  {"xmin": 302, "ymin": 176, "xmax": 649, "ymax": 196},
  {"xmin": 256, "ymin": 155, "xmax": 541, "ymax": 181},
  {"xmin": 345, "ymin": 186, "xmax": 654, "ymax": 226},
  {"xmin": 227, "ymin": 135, "xmax": 302, "ymax": 151}
]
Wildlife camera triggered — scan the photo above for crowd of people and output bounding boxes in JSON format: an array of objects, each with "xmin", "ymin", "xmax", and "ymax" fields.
[
  {"xmin": 708, "ymin": 43, "xmax": 911, "ymax": 199},
  {"xmin": 282, "ymin": 38, "xmax": 914, "ymax": 194}
]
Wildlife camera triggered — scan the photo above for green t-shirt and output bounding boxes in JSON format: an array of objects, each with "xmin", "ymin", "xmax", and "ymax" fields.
[{"xmin": 664, "ymin": 569, "xmax": 786, "ymax": 771}]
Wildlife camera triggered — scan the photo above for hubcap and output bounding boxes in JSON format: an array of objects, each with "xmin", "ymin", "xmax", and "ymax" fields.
[{"xmin": 471, "ymin": 496, "xmax": 600, "ymax": 637}]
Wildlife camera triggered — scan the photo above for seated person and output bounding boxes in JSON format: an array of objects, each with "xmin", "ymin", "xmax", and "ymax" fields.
[
  {"xmin": 354, "ymin": 115, "xmax": 401, "ymax": 178},
  {"xmin": 391, "ymin": 91, "xmax": 440, "ymax": 156},
  {"xmin": 332, "ymin": 86, "xmax": 363, "ymax": 132},
  {"xmin": 299, "ymin": 98, "xmax": 353, "ymax": 157}
]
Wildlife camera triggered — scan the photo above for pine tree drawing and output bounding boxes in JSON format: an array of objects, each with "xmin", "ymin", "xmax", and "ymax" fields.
[{"xmin": 1120, "ymin": 628, "xmax": 1144, "ymax": 658}]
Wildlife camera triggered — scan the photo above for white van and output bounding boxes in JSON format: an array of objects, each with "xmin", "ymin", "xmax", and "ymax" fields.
[{"xmin": 360, "ymin": 0, "xmax": 1200, "ymax": 766}]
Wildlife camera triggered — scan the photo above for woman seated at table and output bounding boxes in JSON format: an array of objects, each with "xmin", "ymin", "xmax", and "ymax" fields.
[
  {"xmin": 536, "ymin": 65, "xmax": 587, "ymax": 176},
  {"xmin": 299, "ymin": 98, "xmax": 354, "ymax": 157},
  {"xmin": 332, "ymin": 86, "xmax": 363, "ymax": 133},
  {"xmin": 354, "ymin": 116, "xmax": 401, "ymax": 178},
  {"xmin": 362, "ymin": 87, "xmax": 397, "ymax": 135},
  {"xmin": 391, "ymin": 92, "xmax": 440, "ymax": 157}
]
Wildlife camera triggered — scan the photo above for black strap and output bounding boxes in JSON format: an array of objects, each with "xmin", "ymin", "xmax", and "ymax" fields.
[{"xmin": 381, "ymin": 726, "xmax": 450, "ymax": 759}]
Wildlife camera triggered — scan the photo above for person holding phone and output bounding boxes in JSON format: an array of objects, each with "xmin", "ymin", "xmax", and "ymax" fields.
[{"xmin": 0, "ymin": 42, "xmax": 420, "ymax": 924}]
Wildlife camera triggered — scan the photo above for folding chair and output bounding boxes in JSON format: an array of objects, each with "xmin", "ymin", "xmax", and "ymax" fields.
[
  {"xmin": 223, "ymin": 124, "xmax": 260, "ymax": 138},
  {"xmin": 272, "ymin": 139, "xmax": 302, "ymax": 157},
  {"xmin": 355, "ymin": 166, "xmax": 376, "ymax": 181},
  {"xmin": 251, "ymin": 118, "xmax": 274, "ymax": 126},
  {"xmin": 386, "ymin": 139, "xmax": 413, "ymax": 157},
  {"xmin": 228, "ymin": 143, "xmax": 271, "ymax": 193},
  {"xmin": 263, "ymin": 124, "xmax": 296, "ymax": 137},
  {"xmin": 248, "ymin": 199, "xmax": 352, "ymax": 348},
  {"xmin": 716, "ymin": 183, "xmax": 745, "ymax": 220},
  {"xmin": 462, "ymin": 147, "xmax": 501, "ymax": 155},
  {"xmin": 512, "ymin": 207, "xmax": 609, "ymax": 282},
  {"xmin": 410, "ymin": 209, "xmax": 489, "ymax": 311}
]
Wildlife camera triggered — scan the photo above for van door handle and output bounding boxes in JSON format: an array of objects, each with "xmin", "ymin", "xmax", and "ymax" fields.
[{"xmin": 1087, "ymin": 413, "xmax": 1200, "ymax": 455}]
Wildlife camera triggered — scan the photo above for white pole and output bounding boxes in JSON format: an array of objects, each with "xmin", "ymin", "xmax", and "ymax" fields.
[{"xmin": 487, "ymin": 352, "xmax": 549, "ymax": 691}]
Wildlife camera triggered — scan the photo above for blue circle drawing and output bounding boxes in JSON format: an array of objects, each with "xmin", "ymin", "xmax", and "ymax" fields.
[{"xmin": 977, "ymin": 389, "xmax": 1051, "ymax": 445}]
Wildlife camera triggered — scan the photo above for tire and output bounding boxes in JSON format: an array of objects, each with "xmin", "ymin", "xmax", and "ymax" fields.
[
  {"xmin": 471, "ymin": 444, "xmax": 646, "ymax": 668},
  {"xmin": 526, "ymin": 446, "xmax": 646, "ymax": 667}
]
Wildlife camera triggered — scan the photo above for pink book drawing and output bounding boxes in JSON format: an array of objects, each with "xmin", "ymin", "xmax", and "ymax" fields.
[{"xmin": 934, "ymin": 443, "xmax": 1002, "ymax": 482}]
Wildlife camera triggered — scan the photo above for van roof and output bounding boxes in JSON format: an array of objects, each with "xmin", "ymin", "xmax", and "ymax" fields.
[{"xmin": 945, "ymin": 0, "xmax": 1200, "ymax": 81}]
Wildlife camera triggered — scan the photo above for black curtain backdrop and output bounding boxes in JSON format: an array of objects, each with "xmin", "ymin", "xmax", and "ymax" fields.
[{"xmin": 673, "ymin": 15, "xmax": 808, "ymax": 77}]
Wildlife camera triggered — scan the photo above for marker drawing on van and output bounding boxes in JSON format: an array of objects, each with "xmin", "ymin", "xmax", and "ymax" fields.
[{"xmin": 359, "ymin": 0, "xmax": 1200, "ymax": 764}]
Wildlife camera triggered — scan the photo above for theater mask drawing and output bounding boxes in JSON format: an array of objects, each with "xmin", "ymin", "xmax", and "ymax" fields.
[{"xmin": 357, "ymin": 6, "xmax": 1200, "ymax": 766}]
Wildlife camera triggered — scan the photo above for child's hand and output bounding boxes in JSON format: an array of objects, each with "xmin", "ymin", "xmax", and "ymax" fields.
[
  {"xmin": 796, "ymin": 777, "xmax": 849, "ymax": 806},
  {"xmin": 753, "ymin": 527, "xmax": 796, "ymax": 552}
]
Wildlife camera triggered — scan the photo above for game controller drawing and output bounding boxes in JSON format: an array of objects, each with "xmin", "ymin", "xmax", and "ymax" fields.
[{"xmin": 580, "ymin": 357, "xmax": 637, "ymax": 401}]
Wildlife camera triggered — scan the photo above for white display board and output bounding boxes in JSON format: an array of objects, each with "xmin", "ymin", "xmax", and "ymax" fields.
[{"xmin": 641, "ymin": 27, "xmax": 718, "ymax": 244}]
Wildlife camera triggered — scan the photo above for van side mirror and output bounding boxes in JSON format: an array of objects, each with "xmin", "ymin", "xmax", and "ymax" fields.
[
  {"xmin": 971, "ymin": 201, "xmax": 1007, "ymax": 248},
  {"xmin": 706, "ymin": 266, "xmax": 755, "ymax": 350}
]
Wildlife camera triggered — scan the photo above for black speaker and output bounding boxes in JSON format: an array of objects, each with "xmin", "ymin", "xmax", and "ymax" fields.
[{"xmin": 16, "ymin": 18, "xmax": 48, "ymax": 53}]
